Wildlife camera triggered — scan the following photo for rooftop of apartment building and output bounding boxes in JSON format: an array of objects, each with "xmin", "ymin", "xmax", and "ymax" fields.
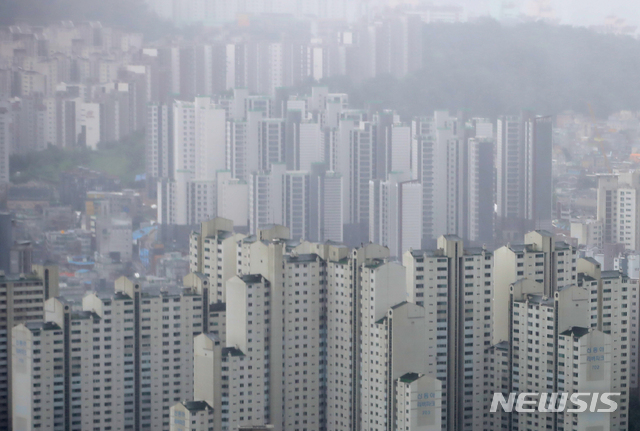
[
  {"xmin": 559, "ymin": 326, "xmax": 590, "ymax": 338},
  {"xmin": 181, "ymin": 400, "xmax": 213, "ymax": 413},
  {"xmin": 24, "ymin": 321, "xmax": 61, "ymax": 332}
]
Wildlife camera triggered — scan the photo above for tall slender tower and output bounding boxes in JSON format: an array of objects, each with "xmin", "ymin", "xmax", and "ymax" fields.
[{"xmin": 496, "ymin": 112, "xmax": 553, "ymax": 243}]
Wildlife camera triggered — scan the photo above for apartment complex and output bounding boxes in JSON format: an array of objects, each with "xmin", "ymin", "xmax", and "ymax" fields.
[
  {"xmin": 177, "ymin": 225, "xmax": 499, "ymax": 431},
  {"xmin": 0, "ymin": 268, "xmax": 58, "ymax": 430},
  {"xmin": 12, "ymin": 276, "xmax": 204, "ymax": 431},
  {"xmin": 10, "ymin": 220, "xmax": 635, "ymax": 431},
  {"xmin": 150, "ymin": 88, "xmax": 519, "ymax": 258},
  {"xmin": 493, "ymin": 230, "xmax": 577, "ymax": 344}
]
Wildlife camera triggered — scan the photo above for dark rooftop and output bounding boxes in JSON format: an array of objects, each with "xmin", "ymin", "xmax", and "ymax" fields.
[
  {"xmin": 399, "ymin": 372, "xmax": 421, "ymax": 383},
  {"xmin": 182, "ymin": 400, "xmax": 212, "ymax": 413},
  {"xmin": 582, "ymin": 257, "xmax": 601, "ymax": 267},
  {"xmin": 223, "ymin": 347, "xmax": 245, "ymax": 357},
  {"xmin": 71, "ymin": 310, "xmax": 100, "ymax": 320},
  {"xmin": 391, "ymin": 301, "xmax": 409, "ymax": 310},
  {"xmin": 285, "ymin": 254, "xmax": 318, "ymax": 263},
  {"xmin": 0, "ymin": 273, "xmax": 42, "ymax": 282},
  {"xmin": 494, "ymin": 341, "xmax": 509, "ymax": 351},
  {"xmin": 210, "ymin": 302, "xmax": 226, "ymax": 312},
  {"xmin": 25, "ymin": 321, "xmax": 61, "ymax": 332},
  {"xmin": 241, "ymin": 274, "xmax": 264, "ymax": 284},
  {"xmin": 602, "ymin": 270, "xmax": 622, "ymax": 279},
  {"xmin": 560, "ymin": 326, "xmax": 590, "ymax": 338}
]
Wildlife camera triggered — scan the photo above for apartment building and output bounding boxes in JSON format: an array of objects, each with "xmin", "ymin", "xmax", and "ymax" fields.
[
  {"xmin": 146, "ymin": 103, "xmax": 173, "ymax": 185},
  {"xmin": 189, "ymin": 218, "xmax": 246, "ymax": 304},
  {"xmin": 597, "ymin": 171, "xmax": 640, "ymax": 251},
  {"xmin": 395, "ymin": 373, "xmax": 443, "ymax": 431},
  {"xmin": 170, "ymin": 401, "xmax": 214, "ymax": 431},
  {"xmin": 0, "ymin": 269, "xmax": 56, "ymax": 430},
  {"xmin": 369, "ymin": 173, "xmax": 423, "ymax": 258},
  {"xmin": 496, "ymin": 113, "xmax": 553, "ymax": 242},
  {"xmin": 158, "ymin": 97, "xmax": 226, "ymax": 225},
  {"xmin": 404, "ymin": 235, "xmax": 494, "ymax": 431},
  {"xmin": 493, "ymin": 230, "xmax": 577, "ymax": 344},
  {"xmin": 0, "ymin": 102, "xmax": 10, "ymax": 184},
  {"xmin": 507, "ymin": 278, "xmax": 630, "ymax": 431},
  {"xmin": 12, "ymin": 276, "xmax": 204, "ymax": 431}
]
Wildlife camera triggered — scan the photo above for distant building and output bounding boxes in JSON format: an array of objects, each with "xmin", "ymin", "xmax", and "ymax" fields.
[
  {"xmin": 59, "ymin": 167, "xmax": 121, "ymax": 211},
  {"xmin": 597, "ymin": 172, "xmax": 640, "ymax": 252},
  {"xmin": 95, "ymin": 214, "xmax": 133, "ymax": 262},
  {"xmin": 496, "ymin": 112, "xmax": 553, "ymax": 242},
  {"xmin": 571, "ymin": 218, "xmax": 603, "ymax": 249},
  {"xmin": 0, "ymin": 212, "xmax": 12, "ymax": 273},
  {"xmin": 9, "ymin": 240, "xmax": 32, "ymax": 274},
  {"xmin": 0, "ymin": 102, "xmax": 11, "ymax": 184}
]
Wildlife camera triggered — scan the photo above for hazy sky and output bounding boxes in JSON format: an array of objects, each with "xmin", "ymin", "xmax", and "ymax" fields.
[
  {"xmin": 432, "ymin": 0, "xmax": 640, "ymax": 27},
  {"xmin": 553, "ymin": 0, "xmax": 640, "ymax": 26}
]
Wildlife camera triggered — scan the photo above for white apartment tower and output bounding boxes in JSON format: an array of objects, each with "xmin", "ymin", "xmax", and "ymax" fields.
[
  {"xmin": 12, "ymin": 276, "xmax": 204, "ymax": 431},
  {"xmin": 228, "ymin": 109, "xmax": 264, "ymax": 182},
  {"xmin": 596, "ymin": 171, "xmax": 640, "ymax": 251},
  {"xmin": 395, "ymin": 373, "xmax": 443, "ymax": 431},
  {"xmin": 170, "ymin": 401, "xmax": 215, "ymax": 431},
  {"xmin": 189, "ymin": 217, "xmax": 245, "ymax": 304},
  {"xmin": 1, "ymin": 271, "xmax": 54, "ymax": 430},
  {"xmin": 578, "ymin": 257, "xmax": 639, "ymax": 393},
  {"xmin": 415, "ymin": 113, "xmax": 494, "ymax": 245},
  {"xmin": 158, "ymin": 97, "xmax": 226, "ymax": 225},
  {"xmin": 0, "ymin": 102, "xmax": 11, "ymax": 184},
  {"xmin": 283, "ymin": 171, "xmax": 310, "ymax": 240},
  {"xmin": 249, "ymin": 163, "xmax": 286, "ymax": 234},
  {"xmin": 146, "ymin": 103, "xmax": 173, "ymax": 182},
  {"xmin": 349, "ymin": 120, "xmax": 376, "ymax": 240},
  {"xmin": 321, "ymin": 171, "xmax": 344, "ymax": 243},
  {"xmin": 370, "ymin": 173, "xmax": 423, "ymax": 257},
  {"xmin": 404, "ymin": 236, "xmax": 494, "ymax": 431},
  {"xmin": 493, "ymin": 230, "xmax": 577, "ymax": 344},
  {"xmin": 496, "ymin": 112, "xmax": 553, "ymax": 242},
  {"xmin": 507, "ymin": 277, "xmax": 630, "ymax": 431},
  {"xmin": 259, "ymin": 119, "xmax": 286, "ymax": 171},
  {"xmin": 415, "ymin": 116, "xmax": 436, "ymax": 242}
]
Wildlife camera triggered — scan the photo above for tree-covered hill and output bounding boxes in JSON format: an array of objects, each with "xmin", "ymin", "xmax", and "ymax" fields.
[
  {"xmin": 0, "ymin": 0, "xmax": 173, "ymax": 39},
  {"xmin": 2, "ymin": 0, "xmax": 640, "ymax": 118},
  {"xmin": 323, "ymin": 19, "xmax": 640, "ymax": 118}
]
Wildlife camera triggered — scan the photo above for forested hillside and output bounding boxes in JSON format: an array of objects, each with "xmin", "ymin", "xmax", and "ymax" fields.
[{"xmin": 324, "ymin": 20, "xmax": 640, "ymax": 117}]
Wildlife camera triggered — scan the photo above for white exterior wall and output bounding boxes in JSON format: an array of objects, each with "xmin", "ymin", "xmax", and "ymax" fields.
[
  {"xmin": 12, "ymin": 323, "xmax": 65, "ymax": 431},
  {"xmin": 359, "ymin": 262, "xmax": 406, "ymax": 431},
  {"xmin": 0, "ymin": 103, "xmax": 10, "ymax": 183},
  {"xmin": 493, "ymin": 232, "xmax": 577, "ymax": 344},
  {"xmin": 299, "ymin": 122, "xmax": 323, "ymax": 172},
  {"xmin": 395, "ymin": 374, "xmax": 442, "ymax": 431},
  {"xmin": 80, "ymin": 102, "xmax": 100, "ymax": 150},
  {"xmin": 323, "ymin": 172, "xmax": 343, "ymax": 242},
  {"xmin": 326, "ymin": 257, "xmax": 354, "ymax": 431},
  {"xmin": 13, "ymin": 279, "xmax": 204, "ymax": 431},
  {"xmin": 391, "ymin": 124, "xmax": 411, "ymax": 175},
  {"xmin": 400, "ymin": 181, "xmax": 423, "ymax": 255}
]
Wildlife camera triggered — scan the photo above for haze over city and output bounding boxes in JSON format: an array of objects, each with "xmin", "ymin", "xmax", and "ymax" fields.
[{"xmin": 1, "ymin": 1, "xmax": 640, "ymax": 431}]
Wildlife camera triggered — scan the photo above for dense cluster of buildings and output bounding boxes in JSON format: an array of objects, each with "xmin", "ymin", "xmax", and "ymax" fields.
[
  {"xmin": 1, "ymin": 8, "xmax": 640, "ymax": 431},
  {"xmin": 151, "ymin": 87, "xmax": 553, "ymax": 255},
  {"xmin": 0, "ymin": 13, "xmax": 429, "ymax": 189},
  {"xmin": 5, "ymin": 220, "xmax": 637, "ymax": 431},
  {"xmin": 143, "ymin": 0, "xmax": 466, "ymax": 27}
]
